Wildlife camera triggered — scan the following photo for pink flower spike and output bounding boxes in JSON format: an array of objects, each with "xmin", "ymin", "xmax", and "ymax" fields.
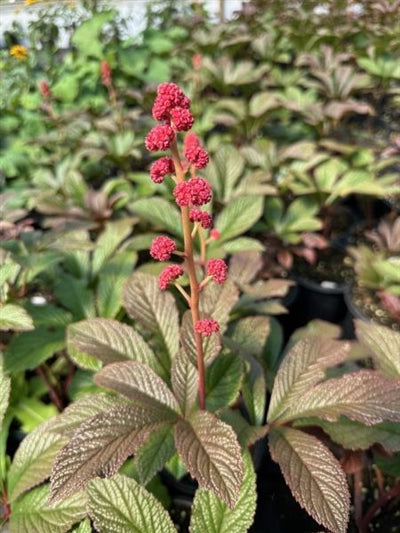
[
  {"xmin": 150, "ymin": 236, "xmax": 177, "ymax": 261},
  {"xmin": 100, "ymin": 60, "xmax": 112, "ymax": 87},
  {"xmin": 39, "ymin": 80, "xmax": 51, "ymax": 99},
  {"xmin": 158, "ymin": 264, "xmax": 184, "ymax": 290},
  {"xmin": 195, "ymin": 318, "xmax": 220, "ymax": 337},
  {"xmin": 189, "ymin": 209, "xmax": 213, "ymax": 229},
  {"xmin": 157, "ymin": 82, "xmax": 190, "ymax": 108},
  {"xmin": 150, "ymin": 157, "xmax": 175, "ymax": 183},
  {"xmin": 206, "ymin": 259, "xmax": 228, "ymax": 284},
  {"xmin": 170, "ymin": 107, "xmax": 194, "ymax": 131},
  {"xmin": 145, "ymin": 124, "xmax": 175, "ymax": 152}
]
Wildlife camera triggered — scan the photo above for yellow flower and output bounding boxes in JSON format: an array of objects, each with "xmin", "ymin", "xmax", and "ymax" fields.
[
  {"xmin": 9, "ymin": 45, "xmax": 28, "ymax": 61},
  {"xmin": 25, "ymin": 0, "xmax": 39, "ymax": 5}
]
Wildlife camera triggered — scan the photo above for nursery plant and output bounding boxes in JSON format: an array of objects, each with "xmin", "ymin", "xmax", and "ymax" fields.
[{"xmin": 2, "ymin": 82, "xmax": 400, "ymax": 533}]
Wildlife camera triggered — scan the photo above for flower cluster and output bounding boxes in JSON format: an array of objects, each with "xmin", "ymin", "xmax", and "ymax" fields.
[
  {"xmin": 150, "ymin": 157, "xmax": 175, "ymax": 183},
  {"xmin": 158, "ymin": 265, "xmax": 184, "ymax": 290},
  {"xmin": 183, "ymin": 133, "xmax": 209, "ymax": 169},
  {"xmin": 173, "ymin": 177, "xmax": 212, "ymax": 207},
  {"xmin": 9, "ymin": 45, "xmax": 28, "ymax": 61},
  {"xmin": 195, "ymin": 318, "xmax": 220, "ymax": 337},
  {"xmin": 207, "ymin": 259, "xmax": 228, "ymax": 284},
  {"xmin": 150, "ymin": 236, "xmax": 176, "ymax": 261},
  {"xmin": 189, "ymin": 209, "xmax": 213, "ymax": 229},
  {"xmin": 38, "ymin": 80, "xmax": 51, "ymax": 99},
  {"xmin": 100, "ymin": 60, "xmax": 112, "ymax": 87}
]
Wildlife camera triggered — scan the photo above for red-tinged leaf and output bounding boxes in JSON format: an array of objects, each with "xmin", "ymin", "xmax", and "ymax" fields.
[
  {"xmin": 269, "ymin": 427, "xmax": 350, "ymax": 533},
  {"xmin": 199, "ymin": 280, "xmax": 240, "ymax": 332},
  {"xmin": 67, "ymin": 318, "xmax": 162, "ymax": 374},
  {"xmin": 175, "ymin": 411, "xmax": 243, "ymax": 509},
  {"xmin": 171, "ymin": 350, "xmax": 198, "ymax": 416},
  {"xmin": 355, "ymin": 320, "xmax": 400, "ymax": 379},
  {"xmin": 122, "ymin": 271, "xmax": 179, "ymax": 362},
  {"xmin": 281, "ymin": 370, "xmax": 400, "ymax": 425},
  {"xmin": 50, "ymin": 405, "xmax": 166, "ymax": 503},
  {"xmin": 229, "ymin": 251, "xmax": 263, "ymax": 285},
  {"xmin": 268, "ymin": 337, "xmax": 350, "ymax": 423},
  {"xmin": 95, "ymin": 361, "xmax": 181, "ymax": 417}
]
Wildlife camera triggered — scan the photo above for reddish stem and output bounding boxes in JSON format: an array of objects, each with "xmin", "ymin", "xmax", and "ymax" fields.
[
  {"xmin": 359, "ymin": 482, "xmax": 400, "ymax": 533},
  {"xmin": 36, "ymin": 366, "xmax": 64, "ymax": 412},
  {"xmin": 170, "ymin": 140, "xmax": 206, "ymax": 410}
]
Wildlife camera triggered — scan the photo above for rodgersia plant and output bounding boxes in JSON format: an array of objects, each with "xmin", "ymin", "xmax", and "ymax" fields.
[{"xmin": 2, "ymin": 84, "xmax": 400, "ymax": 533}]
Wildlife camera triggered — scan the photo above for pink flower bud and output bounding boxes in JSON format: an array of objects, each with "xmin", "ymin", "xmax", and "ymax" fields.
[
  {"xmin": 170, "ymin": 107, "xmax": 194, "ymax": 131},
  {"xmin": 195, "ymin": 318, "xmax": 220, "ymax": 337},
  {"xmin": 173, "ymin": 177, "xmax": 212, "ymax": 207},
  {"xmin": 189, "ymin": 209, "xmax": 213, "ymax": 229},
  {"xmin": 210, "ymin": 229, "xmax": 221, "ymax": 240},
  {"xmin": 183, "ymin": 133, "xmax": 209, "ymax": 169},
  {"xmin": 150, "ymin": 157, "xmax": 175, "ymax": 183},
  {"xmin": 150, "ymin": 236, "xmax": 177, "ymax": 261},
  {"xmin": 145, "ymin": 124, "xmax": 175, "ymax": 152},
  {"xmin": 158, "ymin": 264, "xmax": 184, "ymax": 290},
  {"xmin": 100, "ymin": 60, "xmax": 112, "ymax": 87},
  {"xmin": 206, "ymin": 259, "xmax": 227, "ymax": 284},
  {"xmin": 38, "ymin": 80, "xmax": 51, "ymax": 99}
]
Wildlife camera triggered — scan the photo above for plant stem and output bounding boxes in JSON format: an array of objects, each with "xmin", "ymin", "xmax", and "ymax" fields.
[
  {"xmin": 36, "ymin": 365, "xmax": 64, "ymax": 412},
  {"xmin": 359, "ymin": 482, "xmax": 400, "ymax": 533},
  {"xmin": 170, "ymin": 140, "xmax": 206, "ymax": 410},
  {"xmin": 354, "ymin": 469, "xmax": 363, "ymax": 529}
]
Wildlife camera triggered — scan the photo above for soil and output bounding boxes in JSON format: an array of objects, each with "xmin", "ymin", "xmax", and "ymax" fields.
[{"xmin": 347, "ymin": 285, "xmax": 400, "ymax": 331}]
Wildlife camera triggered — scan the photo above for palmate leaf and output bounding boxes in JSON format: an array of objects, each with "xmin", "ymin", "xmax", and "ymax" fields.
[
  {"xmin": 267, "ymin": 337, "xmax": 350, "ymax": 423},
  {"xmin": 175, "ymin": 411, "xmax": 244, "ymax": 509},
  {"xmin": 0, "ymin": 304, "xmax": 34, "ymax": 331},
  {"xmin": 122, "ymin": 271, "xmax": 179, "ymax": 365},
  {"xmin": 355, "ymin": 320, "xmax": 400, "ymax": 379},
  {"xmin": 67, "ymin": 318, "xmax": 163, "ymax": 376},
  {"xmin": 224, "ymin": 316, "xmax": 270, "ymax": 358},
  {"xmin": 190, "ymin": 452, "xmax": 256, "ymax": 533},
  {"xmin": 95, "ymin": 361, "xmax": 181, "ymax": 416},
  {"xmin": 294, "ymin": 417, "xmax": 400, "ymax": 452},
  {"xmin": 269, "ymin": 427, "xmax": 350, "ymax": 533},
  {"xmin": 49, "ymin": 405, "xmax": 167, "ymax": 503},
  {"xmin": 281, "ymin": 370, "xmax": 400, "ymax": 425},
  {"xmin": 171, "ymin": 349, "xmax": 198, "ymax": 416},
  {"xmin": 87, "ymin": 474, "xmax": 176, "ymax": 533},
  {"xmin": 10, "ymin": 484, "xmax": 86, "ymax": 533},
  {"xmin": 8, "ymin": 420, "xmax": 68, "ymax": 502},
  {"xmin": 135, "ymin": 425, "xmax": 175, "ymax": 485}
]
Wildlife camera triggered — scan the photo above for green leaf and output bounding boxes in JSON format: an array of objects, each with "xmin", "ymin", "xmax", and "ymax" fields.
[
  {"xmin": 225, "ymin": 316, "xmax": 270, "ymax": 358},
  {"xmin": 241, "ymin": 357, "xmax": 267, "ymax": 426},
  {"xmin": 95, "ymin": 361, "xmax": 180, "ymax": 416},
  {"xmin": 267, "ymin": 337, "xmax": 350, "ymax": 423},
  {"xmin": 205, "ymin": 353, "xmax": 243, "ymax": 412},
  {"xmin": 87, "ymin": 474, "xmax": 176, "ymax": 533},
  {"xmin": 281, "ymin": 370, "xmax": 400, "ymax": 425},
  {"xmin": 294, "ymin": 417, "xmax": 400, "ymax": 452},
  {"xmin": 96, "ymin": 251, "xmax": 136, "ymax": 318},
  {"xmin": 0, "ymin": 358, "xmax": 10, "ymax": 431},
  {"xmin": 355, "ymin": 320, "xmax": 400, "ymax": 379},
  {"xmin": 10, "ymin": 484, "xmax": 86, "ymax": 533},
  {"xmin": 13, "ymin": 397, "xmax": 58, "ymax": 433},
  {"xmin": 91, "ymin": 220, "xmax": 133, "ymax": 276},
  {"xmin": 175, "ymin": 411, "xmax": 244, "ymax": 509},
  {"xmin": 135, "ymin": 425, "xmax": 175, "ymax": 485},
  {"xmin": 269, "ymin": 427, "xmax": 349, "ymax": 533},
  {"xmin": 229, "ymin": 251, "xmax": 263, "ymax": 286},
  {"xmin": 50, "ymin": 405, "xmax": 167, "ymax": 503},
  {"xmin": 205, "ymin": 146, "xmax": 245, "ymax": 202},
  {"xmin": 67, "ymin": 318, "xmax": 162, "ymax": 375},
  {"xmin": 123, "ymin": 271, "xmax": 179, "ymax": 366},
  {"xmin": 130, "ymin": 197, "xmax": 182, "ymax": 237},
  {"xmin": 8, "ymin": 420, "xmax": 67, "ymax": 502},
  {"xmin": 171, "ymin": 350, "xmax": 198, "ymax": 416},
  {"xmin": 190, "ymin": 451, "xmax": 256, "ymax": 533},
  {"xmin": 221, "ymin": 237, "xmax": 265, "ymax": 254},
  {"xmin": 71, "ymin": 10, "xmax": 115, "ymax": 58},
  {"xmin": 0, "ymin": 304, "xmax": 34, "ymax": 331},
  {"xmin": 3, "ymin": 327, "xmax": 65, "ymax": 373},
  {"xmin": 70, "ymin": 518, "xmax": 92, "ymax": 533},
  {"xmin": 54, "ymin": 275, "xmax": 96, "ymax": 320},
  {"xmin": 215, "ymin": 196, "xmax": 264, "ymax": 242}
]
